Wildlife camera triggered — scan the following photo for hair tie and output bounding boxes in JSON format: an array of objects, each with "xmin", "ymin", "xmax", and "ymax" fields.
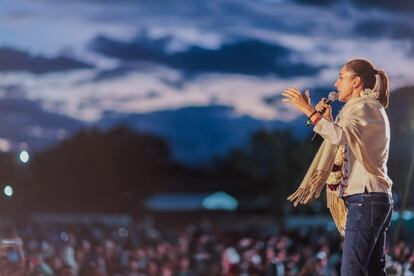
[{"xmin": 373, "ymin": 69, "xmax": 379, "ymax": 75}]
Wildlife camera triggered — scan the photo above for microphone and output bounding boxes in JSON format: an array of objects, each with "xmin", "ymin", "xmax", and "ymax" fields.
[
  {"xmin": 306, "ymin": 91, "xmax": 338, "ymax": 126},
  {"xmin": 319, "ymin": 91, "xmax": 338, "ymax": 114}
]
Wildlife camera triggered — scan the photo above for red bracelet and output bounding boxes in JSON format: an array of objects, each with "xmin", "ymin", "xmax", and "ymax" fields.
[{"xmin": 312, "ymin": 115, "xmax": 322, "ymax": 126}]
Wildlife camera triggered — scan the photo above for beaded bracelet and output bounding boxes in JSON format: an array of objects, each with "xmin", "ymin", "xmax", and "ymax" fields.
[
  {"xmin": 308, "ymin": 110, "xmax": 318, "ymax": 120},
  {"xmin": 306, "ymin": 111, "xmax": 319, "ymax": 127},
  {"xmin": 312, "ymin": 115, "xmax": 322, "ymax": 126}
]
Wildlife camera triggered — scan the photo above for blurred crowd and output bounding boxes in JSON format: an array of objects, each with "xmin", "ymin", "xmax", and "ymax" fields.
[{"xmin": 0, "ymin": 217, "xmax": 413, "ymax": 276}]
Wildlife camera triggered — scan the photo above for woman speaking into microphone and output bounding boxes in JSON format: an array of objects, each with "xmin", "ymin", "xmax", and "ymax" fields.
[{"xmin": 281, "ymin": 58, "xmax": 393, "ymax": 275}]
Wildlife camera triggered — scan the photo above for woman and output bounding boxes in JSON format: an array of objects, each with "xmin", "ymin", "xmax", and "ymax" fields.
[{"xmin": 281, "ymin": 58, "xmax": 393, "ymax": 275}]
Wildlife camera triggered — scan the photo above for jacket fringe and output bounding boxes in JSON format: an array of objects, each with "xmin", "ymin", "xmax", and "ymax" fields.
[{"xmin": 326, "ymin": 188, "xmax": 348, "ymax": 237}]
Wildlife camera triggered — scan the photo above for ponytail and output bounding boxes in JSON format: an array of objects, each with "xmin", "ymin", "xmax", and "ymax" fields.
[{"xmin": 375, "ymin": 70, "xmax": 390, "ymax": 108}]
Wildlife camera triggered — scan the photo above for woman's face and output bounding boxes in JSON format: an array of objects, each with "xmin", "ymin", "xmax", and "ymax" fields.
[{"xmin": 335, "ymin": 66, "xmax": 356, "ymax": 102}]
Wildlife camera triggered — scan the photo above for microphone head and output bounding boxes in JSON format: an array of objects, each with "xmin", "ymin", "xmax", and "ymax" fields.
[{"xmin": 328, "ymin": 91, "xmax": 338, "ymax": 102}]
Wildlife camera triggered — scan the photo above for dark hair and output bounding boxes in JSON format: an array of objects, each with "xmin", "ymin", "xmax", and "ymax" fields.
[{"xmin": 345, "ymin": 59, "xmax": 390, "ymax": 108}]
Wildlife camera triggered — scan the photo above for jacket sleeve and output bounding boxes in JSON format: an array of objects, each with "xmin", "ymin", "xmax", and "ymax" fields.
[{"xmin": 313, "ymin": 117, "xmax": 347, "ymax": 145}]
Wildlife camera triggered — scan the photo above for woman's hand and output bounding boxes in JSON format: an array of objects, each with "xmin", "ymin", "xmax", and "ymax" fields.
[
  {"xmin": 315, "ymin": 98, "xmax": 333, "ymax": 122},
  {"xmin": 281, "ymin": 87, "xmax": 315, "ymax": 118}
]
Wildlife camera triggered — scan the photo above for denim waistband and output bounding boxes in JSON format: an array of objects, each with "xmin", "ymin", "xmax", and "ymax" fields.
[{"xmin": 345, "ymin": 192, "xmax": 393, "ymax": 204}]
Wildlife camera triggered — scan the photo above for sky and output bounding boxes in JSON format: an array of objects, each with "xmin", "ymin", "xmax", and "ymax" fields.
[{"xmin": 1, "ymin": 0, "xmax": 414, "ymax": 163}]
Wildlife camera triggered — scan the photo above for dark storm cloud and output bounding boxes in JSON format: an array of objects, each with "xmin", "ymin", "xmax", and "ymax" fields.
[
  {"xmin": 0, "ymin": 47, "xmax": 93, "ymax": 74},
  {"xmin": 292, "ymin": 0, "xmax": 336, "ymax": 6},
  {"xmin": 91, "ymin": 65, "xmax": 135, "ymax": 82},
  {"xmin": 0, "ymin": 88, "xmax": 83, "ymax": 149},
  {"xmin": 293, "ymin": 0, "xmax": 414, "ymax": 11},
  {"xmin": 354, "ymin": 19, "xmax": 414, "ymax": 40},
  {"xmin": 351, "ymin": 0, "xmax": 414, "ymax": 13},
  {"xmin": 89, "ymin": 34, "xmax": 322, "ymax": 78}
]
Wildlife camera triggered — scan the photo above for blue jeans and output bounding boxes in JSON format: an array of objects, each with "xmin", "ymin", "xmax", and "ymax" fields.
[{"xmin": 341, "ymin": 192, "xmax": 393, "ymax": 275}]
